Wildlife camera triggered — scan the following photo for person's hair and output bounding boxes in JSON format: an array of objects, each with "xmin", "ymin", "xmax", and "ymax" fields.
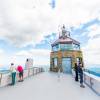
[
  {"xmin": 75, "ymin": 63, "xmax": 77, "ymax": 66},
  {"xmin": 26, "ymin": 59, "xmax": 29, "ymax": 62},
  {"xmin": 11, "ymin": 63, "xmax": 14, "ymax": 65},
  {"xmin": 79, "ymin": 62, "xmax": 81, "ymax": 64},
  {"xmin": 79, "ymin": 62, "xmax": 83, "ymax": 67}
]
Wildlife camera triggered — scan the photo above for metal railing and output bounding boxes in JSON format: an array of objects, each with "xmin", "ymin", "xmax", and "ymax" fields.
[
  {"xmin": 72, "ymin": 69, "xmax": 100, "ymax": 96},
  {"xmin": 0, "ymin": 67, "xmax": 44, "ymax": 87},
  {"xmin": 84, "ymin": 72, "xmax": 100, "ymax": 96}
]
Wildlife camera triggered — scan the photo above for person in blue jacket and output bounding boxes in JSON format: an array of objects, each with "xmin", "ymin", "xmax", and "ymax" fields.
[{"xmin": 78, "ymin": 62, "xmax": 85, "ymax": 88}]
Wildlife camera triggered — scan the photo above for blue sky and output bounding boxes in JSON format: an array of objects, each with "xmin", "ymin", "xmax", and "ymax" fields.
[{"xmin": 0, "ymin": 0, "xmax": 100, "ymax": 67}]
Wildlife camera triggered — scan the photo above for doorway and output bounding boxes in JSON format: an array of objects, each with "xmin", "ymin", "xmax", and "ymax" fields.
[{"xmin": 62, "ymin": 57, "xmax": 72, "ymax": 73}]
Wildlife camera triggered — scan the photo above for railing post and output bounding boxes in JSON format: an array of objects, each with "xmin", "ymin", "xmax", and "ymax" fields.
[
  {"xmin": 33, "ymin": 68, "xmax": 34, "ymax": 76},
  {"xmin": 36, "ymin": 68, "xmax": 37, "ymax": 74},
  {"xmin": 28, "ymin": 68, "xmax": 30, "ymax": 77},
  {"xmin": 90, "ymin": 77, "xmax": 93, "ymax": 88},
  {"xmin": 0, "ymin": 73, "xmax": 2, "ymax": 85}
]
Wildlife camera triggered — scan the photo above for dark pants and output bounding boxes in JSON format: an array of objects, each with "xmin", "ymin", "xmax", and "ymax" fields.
[
  {"xmin": 79, "ymin": 72, "xmax": 83, "ymax": 84},
  {"xmin": 19, "ymin": 71, "xmax": 23, "ymax": 78},
  {"xmin": 11, "ymin": 72, "xmax": 16, "ymax": 85},
  {"xmin": 75, "ymin": 71, "xmax": 78, "ymax": 81}
]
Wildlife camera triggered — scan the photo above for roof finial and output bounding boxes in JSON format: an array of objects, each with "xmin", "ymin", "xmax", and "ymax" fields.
[{"xmin": 61, "ymin": 24, "xmax": 70, "ymax": 38}]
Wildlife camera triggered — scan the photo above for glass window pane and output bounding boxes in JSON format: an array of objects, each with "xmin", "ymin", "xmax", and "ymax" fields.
[
  {"xmin": 52, "ymin": 44, "xmax": 59, "ymax": 51},
  {"xmin": 73, "ymin": 44, "xmax": 80, "ymax": 50},
  {"xmin": 54, "ymin": 58, "xmax": 57, "ymax": 67},
  {"xmin": 60, "ymin": 44, "xmax": 72, "ymax": 50}
]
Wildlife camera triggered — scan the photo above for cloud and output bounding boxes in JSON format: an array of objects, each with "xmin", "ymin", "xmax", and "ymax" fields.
[
  {"xmin": 0, "ymin": 0, "xmax": 100, "ymax": 47},
  {"xmin": 87, "ymin": 23, "xmax": 100, "ymax": 38},
  {"xmin": 0, "ymin": 49, "xmax": 4, "ymax": 53},
  {"xmin": 0, "ymin": 0, "xmax": 100, "ymax": 67},
  {"xmin": 16, "ymin": 49, "xmax": 50, "ymax": 57},
  {"xmin": 15, "ymin": 50, "xmax": 31, "ymax": 57},
  {"xmin": 0, "ymin": 48, "xmax": 50, "ymax": 66},
  {"xmin": 0, "ymin": 49, "xmax": 6, "ymax": 66},
  {"xmin": 15, "ymin": 49, "xmax": 50, "ymax": 65},
  {"xmin": 82, "ymin": 23, "xmax": 100, "ymax": 67}
]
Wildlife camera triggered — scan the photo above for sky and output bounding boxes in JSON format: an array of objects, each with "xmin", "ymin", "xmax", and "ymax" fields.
[{"xmin": 0, "ymin": 0, "xmax": 100, "ymax": 68}]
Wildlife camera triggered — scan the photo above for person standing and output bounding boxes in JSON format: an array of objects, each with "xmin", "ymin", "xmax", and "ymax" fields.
[
  {"xmin": 10, "ymin": 63, "xmax": 16, "ymax": 85},
  {"xmin": 74, "ymin": 63, "xmax": 78, "ymax": 82},
  {"xmin": 17, "ymin": 65, "xmax": 24, "ymax": 82},
  {"xmin": 78, "ymin": 63, "xmax": 85, "ymax": 88},
  {"xmin": 58, "ymin": 68, "xmax": 61, "ymax": 79}
]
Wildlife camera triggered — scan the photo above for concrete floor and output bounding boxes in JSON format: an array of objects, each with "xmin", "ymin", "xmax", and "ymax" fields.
[{"xmin": 0, "ymin": 72, "xmax": 99, "ymax": 100}]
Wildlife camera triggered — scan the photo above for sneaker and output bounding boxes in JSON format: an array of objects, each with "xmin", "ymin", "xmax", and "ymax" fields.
[
  {"xmin": 80, "ymin": 84, "xmax": 85, "ymax": 88},
  {"xmin": 10, "ymin": 83, "xmax": 14, "ymax": 86},
  {"xmin": 18, "ymin": 80, "xmax": 21, "ymax": 82},
  {"xmin": 21, "ymin": 80, "xmax": 24, "ymax": 82},
  {"xmin": 75, "ymin": 79, "xmax": 79, "ymax": 82}
]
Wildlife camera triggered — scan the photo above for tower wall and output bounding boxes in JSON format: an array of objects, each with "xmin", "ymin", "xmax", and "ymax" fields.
[{"xmin": 50, "ymin": 50, "xmax": 83, "ymax": 72}]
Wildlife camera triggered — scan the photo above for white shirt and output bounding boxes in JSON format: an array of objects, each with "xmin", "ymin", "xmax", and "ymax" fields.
[{"xmin": 10, "ymin": 65, "xmax": 16, "ymax": 73}]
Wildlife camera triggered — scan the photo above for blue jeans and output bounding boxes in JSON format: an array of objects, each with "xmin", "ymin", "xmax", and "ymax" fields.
[
  {"xmin": 11, "ymin": 72, "xmax": 16, "ymax": 85},
  {"xmin": 79, "ymin": 73, "xmax": 83, "ymax": 84},
  {"xmin": 78, "ymin": 67, "xmax": 83, "ymax": 84}
]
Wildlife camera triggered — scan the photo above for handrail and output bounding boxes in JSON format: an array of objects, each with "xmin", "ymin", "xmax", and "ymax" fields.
[
  {"xmin": 0, "ymin": 73, "xmax": 2, "ymax": 85},
  {"xmin": 84, "ymin": 72, "xmax": 100, "ymax": 96},
  {"xmin": 72, "ymin": 69, "xmax": 100, "ymax": 96},
  {"xmin": 0, "ymin": 67, "xmax": 44, "ymax": 87}
]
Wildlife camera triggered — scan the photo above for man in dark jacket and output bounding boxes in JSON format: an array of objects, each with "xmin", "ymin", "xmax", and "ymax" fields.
[{"xmin": 78, "ymin": 63, "xmax": 85, "ymax": 88}]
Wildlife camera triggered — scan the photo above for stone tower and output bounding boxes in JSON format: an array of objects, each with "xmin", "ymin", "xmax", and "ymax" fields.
[{"xmin": 50, "ymin": 25, "xmax": 83, "ymax": 73}]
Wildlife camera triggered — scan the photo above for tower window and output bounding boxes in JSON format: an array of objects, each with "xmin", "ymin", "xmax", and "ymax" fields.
[
  {"xmin": 52, "ymin": 44, "xmax": 59, "ymax": 51},
  {"xmin": 60, "ymin": 44, "xmax": 72, "ymax": 50}
]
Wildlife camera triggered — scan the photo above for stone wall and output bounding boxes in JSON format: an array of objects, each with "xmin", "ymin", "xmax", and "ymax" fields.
[{"xmin": 50, "ymin": 50, "xmax": 83, "ymax": 72}]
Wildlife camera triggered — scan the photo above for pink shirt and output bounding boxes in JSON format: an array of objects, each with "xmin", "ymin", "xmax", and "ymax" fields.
[{"xmin": 17, "ymin": 65, "xmax": 23, "ymax": 72}]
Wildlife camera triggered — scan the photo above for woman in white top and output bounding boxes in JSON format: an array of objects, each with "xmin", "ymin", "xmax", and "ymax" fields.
[{"xmin": 10, "ymin": 63, "xmax": 16, "ymax": 85}]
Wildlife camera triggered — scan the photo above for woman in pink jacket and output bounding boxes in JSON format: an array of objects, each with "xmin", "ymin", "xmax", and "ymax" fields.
[{"xmin": 17, "ymin": 65, "xmax": 24, "ymax": 82}]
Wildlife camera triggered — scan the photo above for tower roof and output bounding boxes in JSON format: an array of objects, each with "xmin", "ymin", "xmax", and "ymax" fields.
[
  {"xmin": 51, "ymin": 36, "xmax": 80, "ymax": 46},
  {"xmin": 51, "ymin": 25, "xmax": 80, "ymax": 46}
]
